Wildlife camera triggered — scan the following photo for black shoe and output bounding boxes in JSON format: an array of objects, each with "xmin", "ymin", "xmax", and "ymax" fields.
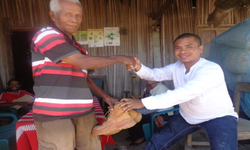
[{"xmin": 129, "ymin": 138, "xmax": 146, "ymax": 146}]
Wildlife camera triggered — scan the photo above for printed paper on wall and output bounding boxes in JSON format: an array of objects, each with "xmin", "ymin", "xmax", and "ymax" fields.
[
  {"xmin": 87, "ymin": 29, "xmax": 104, "ymax": 47},
  {"xmin": 104, "ymin": 27, "xmax": 120, "ymax": 46},
  {"xmin": 73, "ymin": 31, "xmax": 88, "ymax": 45}
]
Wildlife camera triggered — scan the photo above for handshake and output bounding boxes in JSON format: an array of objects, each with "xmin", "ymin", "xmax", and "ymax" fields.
[{"xmin": 119, "ymin": 56, "xmax": 142, "ymax": 72}]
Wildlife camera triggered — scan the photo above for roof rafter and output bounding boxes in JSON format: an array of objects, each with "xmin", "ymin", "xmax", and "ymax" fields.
[{"xmin": 152, "ymin": 0, "xmax": 176, "ymax": 20}]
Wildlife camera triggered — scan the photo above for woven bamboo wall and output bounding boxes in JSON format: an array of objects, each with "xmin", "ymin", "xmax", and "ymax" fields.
[
  {"xmin": 0, "ymin": 0, "xmax": 249, "ymax": 98},
  {"xmin": 0, "ymin": 0, "xmax": 14, "ymax": 90},
  {"xmin": 161, "ymin": 0, "xmax": 194, "ymax": 66},
  {"xmin": 79, "ymin": 0, "xmax": 155, "ymax": 98},
  {"xmin": 0, "ymin": 0, "xmax": 162, "ymax": 98}
]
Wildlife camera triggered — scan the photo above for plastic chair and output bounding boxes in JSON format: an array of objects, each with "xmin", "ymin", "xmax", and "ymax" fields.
[
  {"xmin": 0, "ymin": 113, "xmax": 18, "ymax": 150},
  {"xmin": 0, "ymin": 139, "xmax": 9, "ymax": 150},
  {"xmin": 0, "ymin": 107, "xmax": 19, "ymax": 119},
  {"xmin": 142, "ymin": 106, "xmax": 179, "ymax": 140}
]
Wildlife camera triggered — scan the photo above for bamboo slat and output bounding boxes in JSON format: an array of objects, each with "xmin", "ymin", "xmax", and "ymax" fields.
[{"xmin": 161, "ymin": 0, "xmax": 194, "ymax": 65}]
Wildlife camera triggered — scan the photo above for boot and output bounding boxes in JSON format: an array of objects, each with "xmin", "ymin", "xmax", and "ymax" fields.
[
  {"xmin": 91, "ymin": 102, "xmax": 141, "ymax": 135},
  {"xmin": 128, "ymin": 109, "xmax": 142, "ymax": 123},
  {"xmin": 106, "ymin": 107, "xmax": 142, "ymax": 134}
]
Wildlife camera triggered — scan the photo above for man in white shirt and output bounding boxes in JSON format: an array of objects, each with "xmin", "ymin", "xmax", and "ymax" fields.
[{"xmin": 121, "ymin": 33, "xmax": 238, "ymax": 150}]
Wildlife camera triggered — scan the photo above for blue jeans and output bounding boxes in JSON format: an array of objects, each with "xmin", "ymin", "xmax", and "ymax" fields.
[{"xmin": 145, "ymin": 114, "xmax": 238, "ymax": 150}]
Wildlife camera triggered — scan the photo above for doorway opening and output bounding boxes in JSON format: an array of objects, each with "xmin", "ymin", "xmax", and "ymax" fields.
[{"xmin": 11, "ymin": 30, "xmax": 37, "ymax": 94}]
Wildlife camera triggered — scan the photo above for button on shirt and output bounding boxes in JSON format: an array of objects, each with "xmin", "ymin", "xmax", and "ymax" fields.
[{"xmin": 136, "ymin": 58, "xmax": 238, "ymax": 124}]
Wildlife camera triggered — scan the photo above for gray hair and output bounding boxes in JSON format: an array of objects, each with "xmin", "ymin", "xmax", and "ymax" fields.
[{"xmin": 50, "ymin": 0, "xmax": 81, "ymax": 14}]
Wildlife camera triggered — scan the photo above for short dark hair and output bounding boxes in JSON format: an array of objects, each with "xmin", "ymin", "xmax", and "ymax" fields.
[
  {"xmin": 7, "ymin": 79, "xmax": 20, "ymax": 85},
  {"xmin": 174, "ymin": 33, "xmax": 202, "ymax": 46}
]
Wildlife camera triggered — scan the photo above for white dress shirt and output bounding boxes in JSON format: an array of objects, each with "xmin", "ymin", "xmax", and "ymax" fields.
[
  {"xmin": 136, "ymin": 82, "xmax": 174, "ymax": 115},
  {"xmin": 136, "ymin": 58, "xmax": 238, "ymax": 124}
]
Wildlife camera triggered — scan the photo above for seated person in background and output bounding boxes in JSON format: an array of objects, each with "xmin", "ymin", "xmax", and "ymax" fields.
[
  {"xmin": 0, "ymin": 79, "xmax": 35, "ymax": 117},
  {"xmin": 128, "ymin": 80, "xmax": 174, "ymax": 146}
]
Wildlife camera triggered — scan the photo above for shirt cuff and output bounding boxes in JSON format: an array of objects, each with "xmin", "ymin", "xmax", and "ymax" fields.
[
  {"xmin": 141, "ymin": 96, "xmax": 156, "ymax": 110},
  {"xmin": 135, "ymin": 64, "xmax": 146, "ymax": 75}
]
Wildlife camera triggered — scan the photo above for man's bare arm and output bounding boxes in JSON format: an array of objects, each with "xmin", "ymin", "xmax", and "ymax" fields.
[
  {"xmin": 0, "ymin": 102, "xmax": 32, "ymax": 107},
  {"xmin": 87, "ymin": 75, "xmax": 118, "ymax": 108},
  {"xmin": 62, "ymin": 53, "xmax": 135, "ymax": 70}
]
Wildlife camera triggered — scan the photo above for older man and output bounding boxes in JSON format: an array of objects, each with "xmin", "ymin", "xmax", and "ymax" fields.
[
  {"xmin": 30, "ymin": 0, "xmax": 135, "ymax": 149},
  {"xmin": 121, "ymin": 33, "xmax": 238, "ymax": 150}
]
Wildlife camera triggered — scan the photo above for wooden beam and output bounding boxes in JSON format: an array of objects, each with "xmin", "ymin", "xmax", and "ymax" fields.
[{"xmin": 152, "ymin": 0, "xmax": 176, "ymax": 20}]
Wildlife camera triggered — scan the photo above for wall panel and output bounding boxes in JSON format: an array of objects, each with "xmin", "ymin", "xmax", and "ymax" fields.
[
  {"xmin": 161, "ymin": 0, "xmax": 194, "ymax": 66},
  {"xmin": 0, "ymin": 0, "xmax": 249, "ymax": 98}
]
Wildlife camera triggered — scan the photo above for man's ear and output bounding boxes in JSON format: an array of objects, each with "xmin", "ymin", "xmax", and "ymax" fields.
[
  {"xmin": 199, "ymin": 45, "xmax": 204, "ymax": 54},
  {"xmin": 49, "ymin": 11, "xmax": 56, "ymax": 22}
]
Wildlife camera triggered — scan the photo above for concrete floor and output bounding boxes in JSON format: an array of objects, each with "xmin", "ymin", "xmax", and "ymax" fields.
[{"xmin": 105, "ymin": 129, "xmax": 250, "ymax": 150}]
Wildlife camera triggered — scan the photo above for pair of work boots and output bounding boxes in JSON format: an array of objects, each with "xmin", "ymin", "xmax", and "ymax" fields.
[{"xmin": 91, "ymin": 102, "xmax": 142, "ymax": 135}]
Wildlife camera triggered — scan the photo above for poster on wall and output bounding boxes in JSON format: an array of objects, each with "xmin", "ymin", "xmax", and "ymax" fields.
[
  {"xmin": 87, "ymin": 29, "xmax": 104, "ymax": 47},
  {"xmin": 73, "ymin": 31, "xmax": 88, "ymax": 45},
  {"xmin": 104, "ymin": 27, "xmax": 120, "ymax": 46}
]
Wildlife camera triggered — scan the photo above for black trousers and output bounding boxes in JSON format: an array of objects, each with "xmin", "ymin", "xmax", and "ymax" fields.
[
  {"xmin": 128, "ymin": 113, "xmax": 171, "ymax": 142},
  {"xmin": 128, "ymin": 114, "xmax": 151, "ymax": 141}
]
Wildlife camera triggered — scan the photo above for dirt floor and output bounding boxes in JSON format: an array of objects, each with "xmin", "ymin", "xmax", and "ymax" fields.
[
  {"xmin": 105, "ymin": 129, "xmax": 250, "ymax": 150},
  {"xmin": 105, "ymin": 130, "xmax": 207, "ymax": 150}
]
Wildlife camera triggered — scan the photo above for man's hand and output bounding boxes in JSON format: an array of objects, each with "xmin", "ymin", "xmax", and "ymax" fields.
[
  {"xmin": 133, "ymin": 57, "xmax": 142, "ymax": 71},
  {"xmin": 126, "ymin": 57, "xmax": 142, "ymax": 71},
  {"xmin": 154, "ymin": 115, "xmax": 165, "ymax": 127},
  {"xmin": 103, "ymin": 96, "xmax": 119, "ymax": 109},
  {"xmin": 119, "ymin": 56, "xmax": 136, "ymax": 71},
  {"xmin": 120, "ymin": 98, "xmax": 144, "ymax": 112}
]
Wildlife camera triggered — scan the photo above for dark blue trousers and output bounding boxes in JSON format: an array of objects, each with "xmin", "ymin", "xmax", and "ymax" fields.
[{"xmin": 145, "ymin": 114, "xmax": 237, "ymax": 150}]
